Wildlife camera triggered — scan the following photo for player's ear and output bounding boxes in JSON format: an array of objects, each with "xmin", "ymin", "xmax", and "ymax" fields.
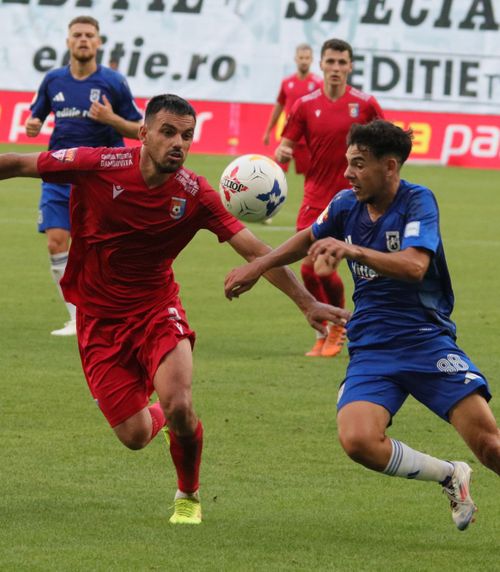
[{"xmin": 139, "ymin": 123, "xmax": 147, "ymax": 144}]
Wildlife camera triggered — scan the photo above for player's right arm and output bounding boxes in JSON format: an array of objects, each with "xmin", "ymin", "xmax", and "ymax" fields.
[
  {"xmin": 25, "ymin": 117, "xmax": 43, "ymax": 138},
  {"xmin": 225, "ymin": 227, "xmax": 313, "ymax": 298},
  {"xmin": 274, "ymin": 136, "xmax": 295, "ymax": 164},
  {"xmin": 263, "ymin": 102, "xmax": 284, "ymax": 145},
  {"xmin": 0, "ymin": 153, "xmax": 41, "ymax": 179}
]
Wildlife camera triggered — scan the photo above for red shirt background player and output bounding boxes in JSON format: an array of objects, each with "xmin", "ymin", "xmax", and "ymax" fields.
[
  {"xmin": 262, "ymin": 44, "xmax": 322, "ymax": 175},
  {"xmin": 276, "ymin": 39, "xmax": 383, "ymax": 359},
  {"xmin": 0, "ymin": 94, "xmax": 349, "ymax": 525}
]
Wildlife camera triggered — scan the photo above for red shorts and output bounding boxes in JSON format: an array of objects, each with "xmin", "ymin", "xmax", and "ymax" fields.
[
  {"xmin": 77, "ymin": 299, "xmax": 195, "ymax": 427},
  {"xmin": 296, "ymin": 203, "xmax": 325, "ymax": 232}
]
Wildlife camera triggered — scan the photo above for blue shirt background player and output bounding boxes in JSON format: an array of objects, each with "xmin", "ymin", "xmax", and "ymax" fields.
[{"xmin": 25, "ymin": 15, "xmax": 142, "ymax": 336}]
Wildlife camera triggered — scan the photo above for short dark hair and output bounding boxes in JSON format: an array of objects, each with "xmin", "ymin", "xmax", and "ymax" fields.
[
  {"xmin": 68, "ymin": 16, "xmax": 100, "ymax": 31},
  {"xmin": 321, "ymin": 38, "xmax": 353, "ymax": 60},
  {"xmin": 145, "ymin": 94, "xmax": 197, "ymax": 122},
  {"xmin": 347, "ymin": 120, "xmax": 413, "ymax": 165}
]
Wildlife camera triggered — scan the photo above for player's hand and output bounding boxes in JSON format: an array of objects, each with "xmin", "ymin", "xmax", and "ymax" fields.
[
  {"xmin": 274, "ymin": 144, "xmax": 293, "ymax": 164},
  {"xmin": 224, "ymin": 262, "xmax": 263, "ymax": 300},
  {"xmin": 88, "ymin": 94, "xmax": 115, "ymax": 124},
  {"xmin": 25, "ymin": 116, "xmax": 42, "ymax": 137},
  {"xmin": 308, "ymin": 238, "xmax": 347, "ymax": 276},
  {"xmin": 305, "ymin": 301, "xmax": 350, "ymax": 335}
]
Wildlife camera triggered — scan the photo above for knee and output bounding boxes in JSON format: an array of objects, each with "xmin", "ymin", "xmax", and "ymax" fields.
[
  {"xmin": 474, "ymin": 430, "xmax": 500, "ymax": 474},
  {"xmin": 338, "ymin": 427, "xmax": 380, "ymax": 465},
  {"xmin": 117, "ymin": 426, "xmax": 151, "ymax": 451},
  {"xmin": 162, "ymin": 396, "xmax": 194, "ymax": 432}
]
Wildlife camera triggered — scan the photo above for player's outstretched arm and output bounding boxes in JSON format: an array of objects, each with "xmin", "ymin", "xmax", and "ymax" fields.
[
  {"xmin": 263, "ymin": 103, "xmax": 284, "ymax": 145},
  {"xmin": 0, "ymin": 153, "xmax": 41, "ymax": 180},
  {"xmin": 309, "ymin": 238, "xmax": 431, "ymax": 282},
  {"xmin": 225, "ymin": 228, "xmax": 350, "ymax": 334}
]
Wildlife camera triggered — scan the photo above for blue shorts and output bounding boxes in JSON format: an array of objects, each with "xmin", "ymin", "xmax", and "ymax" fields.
[
  {"xmin": 38, "ymin": 182, "xmax": 71, "ymax": 232},
  {"xmin": 338, "ymin": 336, "xmax": 491, "ymax": 422}
]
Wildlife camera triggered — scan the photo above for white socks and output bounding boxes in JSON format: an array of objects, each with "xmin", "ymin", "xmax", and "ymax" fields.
[
  {"xmin": 383, "ymin": 438, "xmax": 454, "ymax": 482},
  {"xmin": 50, "ymin": 252, "xmax": 76, "ymax": 321}
]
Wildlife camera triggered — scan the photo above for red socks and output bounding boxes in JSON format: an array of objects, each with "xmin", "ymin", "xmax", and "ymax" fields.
[
  {"xmin": 301, "ymin": 263, "xmax": 328, "ymax": 303},
  {"xmin": 148, "ymin": 402, "xmax": 166, "ymax": 440},
  {"xmin": 169, "ymin": 420, "xmax": 204, "ymax": 494},
  {"xmin": 319, "ymin": 270, "xmax": 345, "ymax": 308},
  {"xmin": 301, "ymin": 263, "xmax": 345, "ymax": 307}
]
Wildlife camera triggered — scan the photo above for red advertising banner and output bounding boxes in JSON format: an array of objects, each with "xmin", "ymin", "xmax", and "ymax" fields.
[{"xmin": 0, "ymin": 90, "xmax": 498, "ymax": 169}]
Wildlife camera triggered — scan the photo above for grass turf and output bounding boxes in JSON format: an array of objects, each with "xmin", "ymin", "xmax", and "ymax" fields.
[{"xmin": 0, "ymin": 143, "xmax": 499, "ymax": 571}]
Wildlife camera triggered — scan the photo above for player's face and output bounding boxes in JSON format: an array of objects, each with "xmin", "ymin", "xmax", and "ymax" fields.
[
  {"xmin": 141, "ymin": 110, "xmax": 196, "ymax": 173},
  {"xmin": 295, "ymin": 49, "xmax": 313, "ymax": 74},
  {"xmin": 67, "ymin": 23, "xmax": 101, "ymax": 63},
  {"xmin": 344, "ymin": 145, "xmax": 388, "ymax": 204},
  {"xmin": 320, "ymin": 49, "xmax": 352, "ymax": 88}
]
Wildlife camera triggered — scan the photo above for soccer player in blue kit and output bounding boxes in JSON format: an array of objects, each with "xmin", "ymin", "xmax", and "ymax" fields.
[
  {"xmin": 25, "ymin": 15, "xmax": 142, "ymax": 336},
  {"xmin": 224, "ymin": 120, "xmax": 500, "ymax": 531}
]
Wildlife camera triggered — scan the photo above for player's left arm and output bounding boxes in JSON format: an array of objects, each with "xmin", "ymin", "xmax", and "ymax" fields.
[
  {"xmin": 88, "ymin": 94, "xmax": 141, "ymax": 139},
  {"xmin": 309, "ymin": 238, "xmax": 431, "ymax": 282},
  {"xmin": 225, "ymin": 228, "xmax": 350, "ymax": 333},
  {"xmin": 0, "ymin": 153, "xmax": 41, "ymax": 180}
]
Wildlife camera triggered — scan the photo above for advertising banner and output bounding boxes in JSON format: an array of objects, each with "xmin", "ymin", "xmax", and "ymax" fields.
[
  {"xmin": 0, "ymin": 0, "xmax": 499, "ymax": 115},
  {"xmin": 1, "ymin": 89, "xmax": 498, "ymax": 169}
]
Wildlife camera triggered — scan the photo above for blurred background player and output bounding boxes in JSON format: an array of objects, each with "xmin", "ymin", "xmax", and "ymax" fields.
[
  {"xmin": 276, "ymin": 38, "xmax": 384, "ymax": 358},
  {"xmin": 262, "ymin": 43, "xmax": 322, "ymax": 176},
  {"xmin": 25, "ymin": 15, "xmax": 142, "ymax": 336}
]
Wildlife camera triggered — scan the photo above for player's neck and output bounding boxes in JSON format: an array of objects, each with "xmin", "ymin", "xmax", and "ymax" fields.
[
  {"xmin": 366, "ymin": 180, "xmax": 400, "ymax": 221},
  {"xmin": 296, "ymin": 70, "xmax": 309, "ymax": 80},
  {"xmin": 323, "ymin": 83, "xmax": 347, "ymax": 101},
  {"xmin": 139, "ymin": 149, "xmax": 174, "ymax": 188},
  {"xmin": 70, "ymin": 58, "xmax": 98, "ymax": 80}
]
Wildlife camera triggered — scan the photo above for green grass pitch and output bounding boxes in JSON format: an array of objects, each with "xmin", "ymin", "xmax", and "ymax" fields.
[{"xmin": 0, "ymin": 143, "xmax": 499, "ymax": 571}]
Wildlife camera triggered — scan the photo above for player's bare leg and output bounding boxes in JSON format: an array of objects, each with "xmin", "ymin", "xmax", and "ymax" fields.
[
  {"xmin": 337, "ymin": 401, "xmax": 476, "ymax": 530},
  {"xmin": 449, "ymin": 391, "xmax": 500, "ymax": 475},
  {"xmin": 46, "ymin": 227, "xmax": 76, "ymax": 336},
  {"xmin": 154, "ymin": 339, "xmax": 203, "ymax": 524}
]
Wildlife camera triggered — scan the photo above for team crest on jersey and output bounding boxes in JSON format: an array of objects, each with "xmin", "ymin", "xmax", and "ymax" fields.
[
  {"xmin": 348, "ymin": 103, "xmax": 360, "ymax": 118},
  {"xmin": 90, "ymin": 89, "xmax": 101, "ymax": 103},
  {"xmin": 385, "ymin": 231, "xmax": 400, "ymax": 252},
  {"xmin": 170, "ymin": 197, "xmax": 187, "ymax": 220},
  {"xmin": 50, "ymin": 148, "xmax": 77, "ymax": 162}
]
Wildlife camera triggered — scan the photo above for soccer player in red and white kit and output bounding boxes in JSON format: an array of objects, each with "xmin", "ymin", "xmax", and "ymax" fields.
[
  {"xmin": 0, "ymin": 94, "xmax": 350, "ymax": 524},
  {"xmin": 262, "ymin": 43, "xmax": 322, "ymax": 175},
  {"xmin": 276, "ymin": 38, "xmax": 384, "ymax": 358}
]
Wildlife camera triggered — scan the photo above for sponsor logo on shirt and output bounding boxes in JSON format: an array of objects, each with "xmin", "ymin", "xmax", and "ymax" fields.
[
  {"xmin": 100, "ymin": 152, "xmax": 133, "ymax": 168},
  {"xmin": 351, "ymin": 261, "xmax": 379, "ymax": 280},
  {"xmin": 404, "ymin": 221, "xmax": 421, "ymax": 237},
  {"xmin": 50, "ymin": 148, "xmax": 77, "ymax": 162},
  {"xmin": 52, "ymin": 91, "xmax": 65, "ymax": 102},
  {"xmin": 90, "ymin": 88, "xmax": 101, "ymax": 103},
  {"xmin": 348, "ymin": 103, "xmax": 360, "ymax": 118},
  {"xmin": 170, "ymin": 197, "xmax": 187, "ymax": 220},
  {"xmin": 385, "ymin": 231, "xmax": 400, "ymax": 252},
  {"xmin": 112, "ymin": 184, "xmax": 125, "ymax": 199},
  {"xmin": 175, "ymin": 169, "xmax": 200, "ymax": 196}
]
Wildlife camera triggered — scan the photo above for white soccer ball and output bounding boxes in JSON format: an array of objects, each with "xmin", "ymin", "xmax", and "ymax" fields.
[{"xmin": 219, "ymin": 154, "xmax": 288, "ymax": 222}]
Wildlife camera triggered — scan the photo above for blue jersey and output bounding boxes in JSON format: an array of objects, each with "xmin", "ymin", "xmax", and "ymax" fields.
[
  {"xmin": 30, "ymin": 65, "xmax": 142, "ymax": 150},
  {"xmin": 312, "ymin": 180, "xmax": 456, "ymax": 352}
]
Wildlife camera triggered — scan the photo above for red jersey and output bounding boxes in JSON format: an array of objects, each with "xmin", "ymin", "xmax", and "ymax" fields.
[
  {"xmin": 277, "ymin": 72, "xmax": 323, "ymax": 114},
  {"xmin": 282, "ymin": 85, "xmax": 384, "ymax": 208},
  {"xmin": 37, "ymin": 146, "xmax": 244, "ymax": 318}
]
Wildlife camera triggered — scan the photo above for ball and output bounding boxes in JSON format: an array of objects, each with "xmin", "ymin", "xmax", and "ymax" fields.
[{"xmin": 219, "ymin": 154, "xmax": 288, "ymax": 222}]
